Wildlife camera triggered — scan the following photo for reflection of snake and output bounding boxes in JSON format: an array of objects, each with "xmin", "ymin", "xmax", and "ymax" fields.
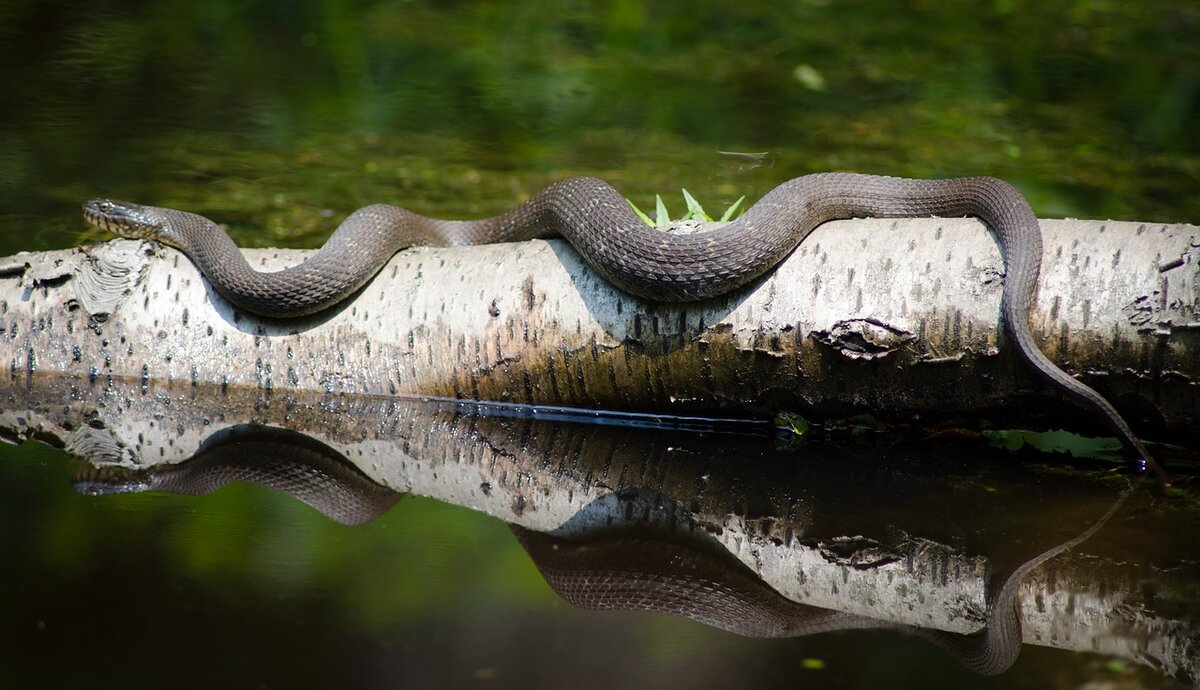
[
  {"xmin": 81, "ymin": 174, "xmax": 1164, "ymax": 483},
  {"xmin": 72, "ymin": 425, "xmax": 401, "ymax": 525},
  {"xmin": 514, "ymin": 490, "xmax": 1127, "ymax": 676},
  {"xmin": 72, "ymin": 423, "xmax": 1127, "ymax": 675}
]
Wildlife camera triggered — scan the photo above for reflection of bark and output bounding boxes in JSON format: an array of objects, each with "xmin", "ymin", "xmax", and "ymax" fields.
[
  {"xmin": 6, "ymin": 375, "xmax": 1195, "ymax": 682},
  {"xmin": 75, "ymin": 433, "xmax": 1126, "ymax": 675},
  {"xmin": 513, "ymin": 490, "xmax": 1128, "ymax": 676},
  {"xmin": 2, "ymin": 217, "xmax": 1199, "ymax": 439}
]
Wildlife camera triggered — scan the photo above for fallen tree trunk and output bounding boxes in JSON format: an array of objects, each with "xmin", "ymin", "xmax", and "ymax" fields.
[{"xmin": 1, "ymin": 217, "xmax": 1198, "ymax": 438}]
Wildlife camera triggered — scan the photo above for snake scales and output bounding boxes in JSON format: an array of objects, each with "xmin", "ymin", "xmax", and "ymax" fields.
[
  {"xmin": 81, "ymin": 173, "xmax": 1164, "ymax": 484},
  {"xmin": 73, "ymin": 423, "xmax": 1129, "ymax": 676}
]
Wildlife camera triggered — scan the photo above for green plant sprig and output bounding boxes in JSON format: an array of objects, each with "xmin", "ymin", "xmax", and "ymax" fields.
[{"xmin": 627, "ymin": 190, "xmax": 746, "ymax": 228}]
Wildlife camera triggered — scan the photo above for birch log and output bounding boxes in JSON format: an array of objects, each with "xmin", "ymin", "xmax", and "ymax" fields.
[{"xmin": 1, "ymin": 217, "xmax": 1198, "ymax": 438}]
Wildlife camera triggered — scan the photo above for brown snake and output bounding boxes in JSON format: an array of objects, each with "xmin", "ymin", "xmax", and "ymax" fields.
[{"xmin": 82, "ymin": 174, "xmax": 1165, "ymax": 484}]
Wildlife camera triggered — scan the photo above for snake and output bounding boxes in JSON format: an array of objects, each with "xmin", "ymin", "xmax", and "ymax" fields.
[
  {"xmin": 71, "ymin": 422, "xmax": 1129, "ymax": 675},
  {"xmin": 81, "ymin": 173, "xmax": 1165, "ymax": 485}
]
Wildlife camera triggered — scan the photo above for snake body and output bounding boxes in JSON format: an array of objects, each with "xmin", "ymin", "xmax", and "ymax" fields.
[{"xmin": 81, "ymin": 174, "xmax": 1163, "ymax": 483}]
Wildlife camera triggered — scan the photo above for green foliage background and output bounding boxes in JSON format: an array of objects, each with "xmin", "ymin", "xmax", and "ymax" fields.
[{"xmin": 0, "ymin": 0, "xmax": 1196, "ymax": 253}]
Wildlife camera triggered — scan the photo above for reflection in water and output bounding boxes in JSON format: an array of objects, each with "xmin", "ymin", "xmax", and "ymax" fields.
[
  {"xmin": 68, "ymin": 419, "xmax": 1169, "ymax": 679},
  {"xmin": 514, "ymin": 514, "xmax": 835, "ymax": 638},
  {"xmin": 73, "ymin": 425, "xmax": 401, "ymax": 526},
  {"xmin": 514, "ymin": 492, "xmax": 1128, "ymax": 676}
]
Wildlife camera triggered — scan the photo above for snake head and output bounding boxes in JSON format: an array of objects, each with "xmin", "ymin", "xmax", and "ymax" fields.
[
  {"xmin": 83, "ymin": 198, "xmax": 184, "ymax": 248},
  {"xmin": 71, "ymin": 465, "xmax": 155, "ymax": 496}
]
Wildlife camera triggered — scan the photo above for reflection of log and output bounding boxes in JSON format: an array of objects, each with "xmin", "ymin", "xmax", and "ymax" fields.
[
  {"xmin": 1, "ymin": 217, "xmax": 1198, "ymax": 438},
  {"xmin": 2, "ymin": 375, "xmax": 1196, "ymax": 682},
  {"xmin": 511, "ymin": 490, "xmax": 1130, "ymax": 676},
  {"xmin": 70, "ymin": 428, "xmax": 1127, "ymax": 675}
]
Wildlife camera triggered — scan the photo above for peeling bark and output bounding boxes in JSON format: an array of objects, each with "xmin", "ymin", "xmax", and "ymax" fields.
[{"xmin": 0, "ymin": 217, "xmax": 1198, "ymax": 437}]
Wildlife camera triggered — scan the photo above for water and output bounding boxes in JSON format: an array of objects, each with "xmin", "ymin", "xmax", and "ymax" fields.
[
  {"xmin": 1, "ymin": 2, "xmax": 1198, "ymax": 688},
  {"xmin": 1, "ymin": 387, "xmax": 1196, "ymax": 688}
]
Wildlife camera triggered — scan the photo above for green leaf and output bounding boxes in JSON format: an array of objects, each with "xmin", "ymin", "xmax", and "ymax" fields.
[
  {"xmin": 719, "ymin": 195, "xmax": 745, "ymax": 221},
  {"xmin": 654, "ymin": 194, "xmax": 669, "ymax": 228},
  {"xmin": 626, "ymin": 198, "xmax": 655, "ymax": 227},
  {"xmin": 680, "ymin": 188, "xmax": 711, "ymax": 221},
  {"xmin": 775, "ymin": 411, "xmax": 810, "ymax": 437},
  {"xmin": 982, "ymin": 429, "xmax": 1123, "ymax": 460}
]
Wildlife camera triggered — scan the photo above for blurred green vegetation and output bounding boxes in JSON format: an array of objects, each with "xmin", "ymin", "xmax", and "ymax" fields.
[{"xmin": 0, "ymin": 0, "xmax": 1197, "ymax": 254}]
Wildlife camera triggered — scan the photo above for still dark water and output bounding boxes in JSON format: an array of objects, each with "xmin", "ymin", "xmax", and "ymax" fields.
[{"xmin": 1, "ymin": 1, "xmax": 1198, "ymax": 688}]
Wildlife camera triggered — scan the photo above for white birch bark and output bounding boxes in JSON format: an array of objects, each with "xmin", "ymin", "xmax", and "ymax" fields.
[{"xmin": 1, "ymin": 217, "xmax": 1196, "ymax": 437}]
